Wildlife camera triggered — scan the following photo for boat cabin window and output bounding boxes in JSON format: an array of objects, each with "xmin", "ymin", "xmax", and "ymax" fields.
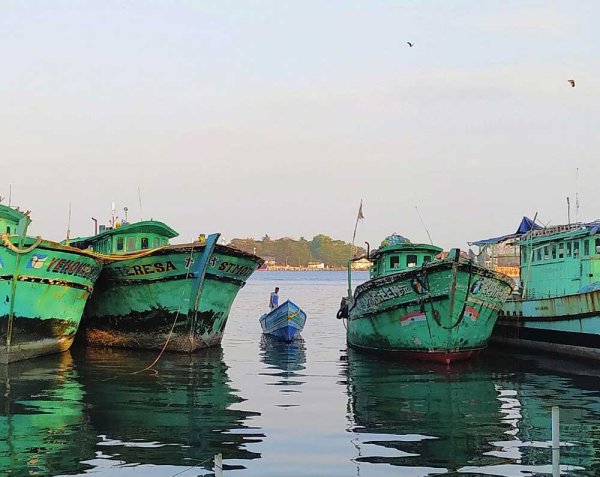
[
  {"xmin": 127, "ymin": 237, "xmax": 136, "ymax": 251},
  {"xmin": 117, "ymin": 238, "xmax": 124, "ymax": 251},
  {"xmin": 551, "ymin": 243, "xmax": 557, "ymax": 260},
  {"xmin": 544, "ymin": 245, "xmax": 549, "ymax": 260},
  {"xmin": 584, "ymin": 239, "xmax": 590, "ymax": 256},
  {"xmin": 406, "ymin": 255, "xmax": 418, "ymax": 268},
  {"xmin": 141, "ymin": 237, "xmax": 149, "ymax": 249},
  {"xmin": 153, "ymin": 237, "xmax": 160, "ymax": 248},
  {"xmin": 536, "ymin": 249, "xmax": 542, "ymax": 261},
  {"xmin": 389, "ymin": 256, "xmax": 400, "ymax": 269},
  {"xmin": 567, "ymin": 241, "xmax": 572, "ymax": 257},
  {"xmin": 6, "ymin": 226, "xmax": 10, "ymax": 234},
  {"xmin": 574, "ymin": 241, "xmax": 580, "ymax": 258},
  {"xmin": 596, "ymin": 238, "xmax": 600, "ymax": 254},
  {"xmin": 558, "ymin": 243, "xmax": 564, "ymax": 259},
  {"xmin": 424, "ymin": 255, "xmax": 432, "ymax": 263}
]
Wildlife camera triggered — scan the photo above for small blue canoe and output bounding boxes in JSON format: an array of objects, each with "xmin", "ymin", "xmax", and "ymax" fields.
[{"xmin": 259, "ymin": 300, "xmax": 307, "ymax": 342}]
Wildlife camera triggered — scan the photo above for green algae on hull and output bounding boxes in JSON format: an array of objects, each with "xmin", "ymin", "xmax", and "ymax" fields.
[
  {"xmin": 0, "ymin": 205, "xmax": 102, "ymax": 364},
  {"xmin": 344, "ymin": 235, "xmax": 513, "ymax": 363}
]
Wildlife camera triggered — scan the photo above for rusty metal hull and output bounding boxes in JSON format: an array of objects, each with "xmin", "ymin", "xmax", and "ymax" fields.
[
  {"xmin": 494, "ymin": 290, "xmax": 600, "ymax": 359},
  {"xmin": 80, "ymin": 242, "xmax": 263, "ymax": 352}
]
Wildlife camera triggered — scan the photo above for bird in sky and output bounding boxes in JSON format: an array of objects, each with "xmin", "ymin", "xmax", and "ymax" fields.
[
  {"xmin": 407, "ymin": 42, "xmax": 414, "ymax": 47},
  {"xmin": 568, "ymin": 79, "xmax": 575, "ymax": 87}
]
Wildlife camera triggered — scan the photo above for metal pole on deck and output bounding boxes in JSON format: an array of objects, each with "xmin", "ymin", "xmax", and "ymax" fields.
[{"xmin": 552, "ymin": 406, "xmax": 560, "ymax": 477}]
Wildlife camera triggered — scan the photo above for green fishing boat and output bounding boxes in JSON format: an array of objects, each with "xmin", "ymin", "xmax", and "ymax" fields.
[
  {"xmin": 0, "ymin": 204, "xmax": 102, "ymax": 363},
  {"xmin": 472, "ymin": 218, "xmax": 600, "ymax": 360},
  {"xmin": 339, "ymin": 234, "xmax": 514, "ymax": 364},
  {"xmin": 69, "ymin": 218, "xmax": 263, "ymax": 352}
]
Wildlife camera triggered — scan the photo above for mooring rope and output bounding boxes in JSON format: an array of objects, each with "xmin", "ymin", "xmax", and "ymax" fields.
[
  {"xmin": 130, "ymin": 245, "xmax": 197, "ymax": 375},
  {"xmin": 1, "ymin": 234, "xmax": 43, "ymax": 254}
]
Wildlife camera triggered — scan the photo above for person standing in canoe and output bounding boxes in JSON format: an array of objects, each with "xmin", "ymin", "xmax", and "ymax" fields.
[{"xmin": 269, "ymin": 287, "xmax": 280, "ymax": 310}]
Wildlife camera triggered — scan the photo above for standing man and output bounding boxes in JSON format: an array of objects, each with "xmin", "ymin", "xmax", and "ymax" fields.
[{"xmin": 269, "ymin": 287, "xmax": 279, "ymax": 310}]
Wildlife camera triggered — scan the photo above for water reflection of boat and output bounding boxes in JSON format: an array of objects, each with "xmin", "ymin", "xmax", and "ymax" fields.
[
  {"xmin": 0, "ymin": 352, "xmax": 94, "ymax": 475},
  {"xmin": 259, "ymin": 334, "xmax": 306, "ymax": 385},
  {"xmin": 467, "ymin": 350, "xmax": 599, "ymax": 475},
  {"xmin": 344, "ymin": 347, "xmax": 505, "ymax": 473},
  {"xmin": 72, "ymin": 346, "xmax": 263, "ymax": 472}
]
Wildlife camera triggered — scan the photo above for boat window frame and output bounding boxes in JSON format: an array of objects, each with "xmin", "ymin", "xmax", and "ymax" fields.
[
  {"xmin": 153, "ymin": 237, "xmax": 160, "ymax": 248},
  {"xmin": 573, "ymin": 240, "xmax": 580, "ymax": 258},
  {"xmin": 558, "ymin": 242, "xmax": 564, "ymax": 259},
  {"xmin": 544, "ymin": 245, "xmax": 549, "ymax": 260},
  {"xmin": 536, "ymin": 248, "xmax": 542, "ymax": 261},
  {"xmin": 116, "ymin": 237, "xmax": 124, "ymax": 251},
  {"xmin": 127, "ymin": 237, "xmax": 136, "ymax": 252},
  {"xmin": 566, "ymin": 241, "xmax": 572, "ymax": 257},
  {"xmin": 141, "ymin": 237, "xmax": 149, "ymax": 250},
  {"xmin": 596, "ymin": 237, "xmax": 600, "ymax": 254},
  {"xmin": 423, "ymin": 255, "xmax": 432, "ymax": 263},
  {"xmin": 389, "ymin": 255, "xmax": 400, "ymax": 269},
  {"xmin": 584, "ymin": 239, "xmax": 590, "ymax": 256},
  {"xmin": 406, "ymin": 254, "xmax": 418, "ymax": 268}
]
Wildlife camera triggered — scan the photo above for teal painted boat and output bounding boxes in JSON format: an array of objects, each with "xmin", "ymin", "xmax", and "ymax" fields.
[
  {"xmin": 0, "ymin": 204, "xmax": 102, "ymax": 363},
  {"xmin": 69, "ymin": 218, "xmax": 263, "ymax": 352},
  {"xmin": 472, "ymin": 219, "xmax": 600, "ymax": 359},
  {"xmin": 340, "ymin": 234, "xmax": 514, "ymax": 364}
]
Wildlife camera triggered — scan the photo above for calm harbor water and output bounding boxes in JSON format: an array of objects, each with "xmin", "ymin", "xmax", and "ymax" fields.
[{"xmin": 3, "ymin": 271, "xmax": 600, "ymax": 476}]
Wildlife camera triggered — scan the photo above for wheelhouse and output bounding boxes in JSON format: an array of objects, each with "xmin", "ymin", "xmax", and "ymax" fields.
[
  {"xmin": 369, "ymin": 234, "xmax": 442, "ymax": 279},
  {"xmin": 519, "ymin": 222, "xmax": 600, "ymax": 298},
  {"xmin": 0, "ymin": 204, "xmax": 29, "ymax": 237},
  {"xmin": 69, "ymin": 220, "xmax": 178, "ymax": 255}
]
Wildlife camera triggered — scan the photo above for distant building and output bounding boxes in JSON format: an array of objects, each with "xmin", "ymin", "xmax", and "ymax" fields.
[
  {"xmin": 351, "ymin": 258, "xmax": 372, "ymax": 271},
  {"xmin": 307, "ymin": 261, "xmax": 325, "ymax": 269}
]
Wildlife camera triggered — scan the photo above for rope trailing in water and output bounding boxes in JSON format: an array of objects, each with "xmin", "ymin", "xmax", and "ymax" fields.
[
  {"xmin": 1, "ymin": 234, "xmax": 42, "ymax": 254},
  {"xmin": 131, "ymin": 243, "xmax": 202, "ymax": 376}
]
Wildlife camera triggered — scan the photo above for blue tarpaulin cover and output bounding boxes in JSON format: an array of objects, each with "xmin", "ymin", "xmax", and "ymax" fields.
[{"xmin": 469, "ymin": 217, "xmax": 541, "ymax": 247}]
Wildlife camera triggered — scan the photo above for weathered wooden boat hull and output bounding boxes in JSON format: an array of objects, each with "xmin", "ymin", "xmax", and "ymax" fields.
[
  {"xmin": 493, "ymin": 290, "xmax": 600, "ymax": 359},
  {"xmin": 81, "ymin": 242, "xmax": 263, "ymax": 352},
  {"xmin": 347, "ymin": 258, "xmax": 513, "ymax": 364},
  {"xmin": 0, "ymin": 238, "xmax": 102, "ymax": 363},
  {"xmin": 259, "ymin": 300, "xmax": 306, "ymax": 342}
]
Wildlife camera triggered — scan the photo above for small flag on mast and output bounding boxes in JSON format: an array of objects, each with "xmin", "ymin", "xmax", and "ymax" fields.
[
  {"xmin": 352, "ymin": 199, "xmax": 365, "ymax": 250},
  {"xmin": 357, "ymin": 200, "xmax": 365, "ymax": 220}
]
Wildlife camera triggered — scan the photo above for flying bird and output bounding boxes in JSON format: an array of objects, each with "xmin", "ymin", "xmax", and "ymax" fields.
[
  {"xmin": 407, "ymin": 42, "xmax": 414, "ymax": 47},
  {"xmin": 568, "ymin": 79, "xmax": 575, "ymax": 87}
]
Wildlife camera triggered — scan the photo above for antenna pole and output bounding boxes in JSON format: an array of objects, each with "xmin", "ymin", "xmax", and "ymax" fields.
[
  {"xmin": 66, "ymin": 203, "xmax": 72, "ymax": 245},
  {"xmin": 576, "ymin": 168, "xmax": 580, "ymax": 222},
  {"xmin": 415, "ymin": 206, "xmax": 433, "ymax": 245},
  {"xmin": 8, "ymin": 184, "xmax": 12, "ymax": 206},
  {"xmin": 566, "ymin": 197, "xmax": 571, "ymax": 225},
  {"xmin": 138, "ymin": 186, "xmax": 144, "ymax": 221}
]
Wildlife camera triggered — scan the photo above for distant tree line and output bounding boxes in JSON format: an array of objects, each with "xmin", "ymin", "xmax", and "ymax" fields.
[{"xmin": 228, "ymin": 235, "xmax": 366, "ymax": 268}]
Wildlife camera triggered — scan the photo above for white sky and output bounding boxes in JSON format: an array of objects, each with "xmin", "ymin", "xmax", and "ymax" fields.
[{"xmin": 2, "ymin": 1, "xmax": 598, "ymax": 249}]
